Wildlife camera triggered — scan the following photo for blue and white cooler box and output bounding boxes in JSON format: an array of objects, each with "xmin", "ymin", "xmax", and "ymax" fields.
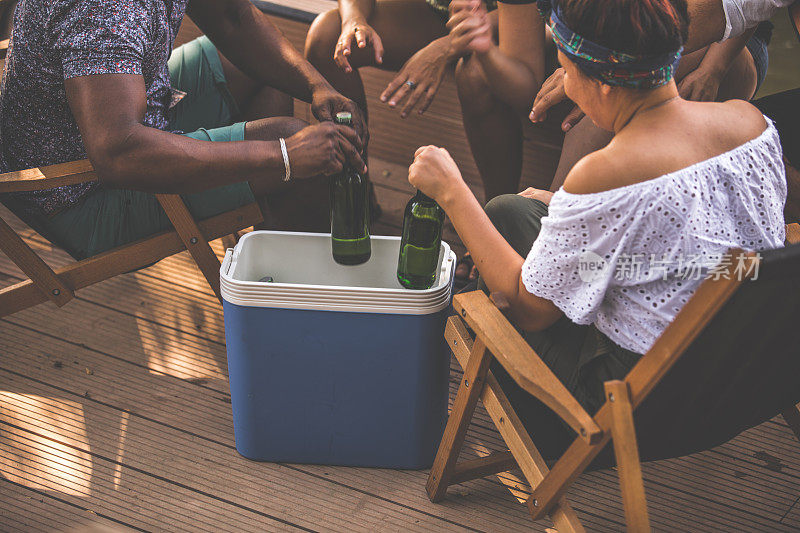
[{"xmin": 220, "ymin": 231, "xmax": 456, "ymax": 469}]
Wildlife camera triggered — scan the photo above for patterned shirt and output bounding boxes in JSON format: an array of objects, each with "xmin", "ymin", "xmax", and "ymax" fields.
[{"xmin": 0, "ymin": 0, "xmax": 188, "ymax": 214}]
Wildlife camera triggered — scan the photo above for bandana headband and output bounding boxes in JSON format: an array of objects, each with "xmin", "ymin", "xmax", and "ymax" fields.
[{"xmin": 548, "ymin": 4, "xmax": 682, "ymax": 90}]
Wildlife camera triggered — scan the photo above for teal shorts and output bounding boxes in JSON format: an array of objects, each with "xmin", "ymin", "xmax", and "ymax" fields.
[{"xmin": 35, "ymin": 36, "xmax": 255, "ymax": 260}]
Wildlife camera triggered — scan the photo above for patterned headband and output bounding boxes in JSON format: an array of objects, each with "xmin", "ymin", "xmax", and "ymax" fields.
[{"xmin": 548, "ymin": 4, "xmax": 682, "ymax": 90}]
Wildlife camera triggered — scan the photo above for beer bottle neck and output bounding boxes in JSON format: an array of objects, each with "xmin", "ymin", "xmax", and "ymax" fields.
[{"xmin": 415, "ymin": 190, "xmax": 437, "ymax": 205}]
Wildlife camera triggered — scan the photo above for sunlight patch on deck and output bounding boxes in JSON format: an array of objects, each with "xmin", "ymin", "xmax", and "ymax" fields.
[{"xmin": 0, "ymin": 392, "xmax": 92, "ymax": 497}]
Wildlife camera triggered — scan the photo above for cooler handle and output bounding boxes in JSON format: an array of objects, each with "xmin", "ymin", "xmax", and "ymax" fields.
[
  {"xmin": 221, "ymin": 248, "xmax": 238, "ymax": 278},
  {"xmin": 441, "ymin": 249, "xmax": 456, "ymax": 287}
]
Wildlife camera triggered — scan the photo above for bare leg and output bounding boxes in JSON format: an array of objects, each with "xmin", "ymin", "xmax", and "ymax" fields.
[
  {"xmin": 305, "ymin": 0, "xmax": 448, "ymax": 222},
  {"xmin": 304, "ymin": 0, "xmax": 449, "ymax": 117},
  {"xmin": 717, "ymin": 48, "xmax": 758, "ymax": 101},
  {"xmin": 218, "ymin": 52, "xmax": 294, "ymax": 121},
  {"xmin": 456, "ymin": 53, "xmax": 523, "ymax": 202}
]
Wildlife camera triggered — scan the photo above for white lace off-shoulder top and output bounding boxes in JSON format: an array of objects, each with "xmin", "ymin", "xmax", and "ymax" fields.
[{"xmin": 522, "ymin": 118, "xmax": 787, "ymax": 354}]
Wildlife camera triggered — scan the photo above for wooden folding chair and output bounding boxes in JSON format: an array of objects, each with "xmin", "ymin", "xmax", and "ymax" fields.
[
  {"xmin": 427, "ymin": 223, "xmax": 800, "ymax": 532},
  {"xmin": 0, "ymin": 161, "xmax": 263, "ymax": 317},
  {"xmin": 0, "ymin": 33, "xmax": 266, "ymax": 318},
  {"xmin": 0, "ymin": 37, "xmax": 264, "ymax": 317}
]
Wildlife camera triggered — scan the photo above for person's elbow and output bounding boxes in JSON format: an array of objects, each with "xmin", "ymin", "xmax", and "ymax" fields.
[
  {"xmin": 509, "ymin": 300, "xmax": 562, "ymax": 332},
  {"xmin": 512, "ymin": 311, "xmax": 560, "ymax": 332},
  {"xmin": 86, "ymin": 131, "xmax": 144, "ymax": 189}
]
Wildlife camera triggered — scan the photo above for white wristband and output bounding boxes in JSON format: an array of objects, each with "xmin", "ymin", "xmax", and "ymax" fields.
[{"xmin": 279, "ymin": 138, "xmax": 291, "ymax": 182}]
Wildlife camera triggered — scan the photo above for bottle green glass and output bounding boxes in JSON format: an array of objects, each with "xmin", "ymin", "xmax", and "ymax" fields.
[
  {"xmin": 330, "ymin": 111, "xmax": 371, "ymax": 265},
  {"xmin": 397, "ymin": 190, "xmax": 445, "ymax": 290}
]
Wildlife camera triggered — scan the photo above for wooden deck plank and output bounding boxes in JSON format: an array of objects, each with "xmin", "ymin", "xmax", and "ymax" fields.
[
  {"xmin": 0, "ymin": 377, "xmax": 480, "ymax": 533},
  {"xmin": 4, "ymin": 311, "xmax": 800, "ymax": 531},
  {"xmin": 0, "ymin": 478, "xmax": 137, "ymax": 533},
  {"xmin": 782, "ymin": 497, "xmax": 800, "ymax": 528},
  {"xmin": 3, "ymin": 221, "xmax": 799, "ymax": 531},
  {"xmin": 6, "ymin": 218, "xmax": 800, "ymax": 528},
  {"xmin": 0, "ymin": 324, "xmax": 550, "ymax": 532}
]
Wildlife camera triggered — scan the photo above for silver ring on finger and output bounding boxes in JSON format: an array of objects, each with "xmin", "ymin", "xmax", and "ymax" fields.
[{"xmin": 405, "ymin": 80, "xmax": 418, "ymax": 89}]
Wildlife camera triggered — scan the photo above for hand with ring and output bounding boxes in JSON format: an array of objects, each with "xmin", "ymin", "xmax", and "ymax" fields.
[
  {"xmin": 380, "ymin": 42, "xmax": 451, "ymax": 118},
  {"xmin": 334, "ymin": 18, "xmax": 384, "ymax": 73}
]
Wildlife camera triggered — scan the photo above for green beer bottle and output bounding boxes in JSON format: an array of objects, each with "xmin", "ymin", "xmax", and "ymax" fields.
[
  {"xmin": 397, "ymin": 190, "xmax": 445, "ymax": 290},
  {"xmin": 330, "ymin": 111, "xmax": 371, "ymax": 265}
]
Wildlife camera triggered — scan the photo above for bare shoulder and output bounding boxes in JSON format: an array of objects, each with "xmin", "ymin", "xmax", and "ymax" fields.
[
  {"xmin": 717, "ymin": 99, "xmax": 768, "ymax": 142},
  {"xmin": 561, "ymin": 100, "xmax": 769, "ymax": 196},
  {"xmin": 561, "ymin": 148, "xmax": 623, "ymax": 194}
]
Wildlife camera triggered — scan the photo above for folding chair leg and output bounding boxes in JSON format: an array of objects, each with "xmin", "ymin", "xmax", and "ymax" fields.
[
  {"xmin": 781, "ymin": 402, "xmax": 800, "ymax": 443},
  {"xmin": 427, "ymin": 338, "xmax": 492, "ymax": 502},
  {"xmin": 221, "ymin": 232, "xmax": 240, "ymax": 251},
  {"xmin": 0, "ymin": 215, "xmax": 74, "ymax": 307},
  {"xmin": 156, "ymin": 194, "xmax": 223, "ymax": 302},
  {"xmin": 444, "ymin": 317, "xmax": 585, "ymax": 532},
  {"xmin": 605, "ymin": 381, "xmax": 650, "ymax": 533}
]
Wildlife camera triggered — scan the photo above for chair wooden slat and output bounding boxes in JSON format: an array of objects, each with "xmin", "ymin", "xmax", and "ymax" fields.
[
  {"xmin": 787, "ymin": 222, "xmax": 800, "ymax": 245},
  {"xmin": 156, "ymin": 194, "xmax": 224, "ymax": 302},
  {"xmin": 605, "ymin": 380, "xmax": 650, "ymax": 532},
  {"xmin": 453, "ymin": 291, "xmax": 602, "ymax": 444},
  {"xmin": 0, "ymin": 215, "xmax": 73, "ymax": 306},
  {"xmin": 427, "ymin": 337, "xmax": 492, "ymax": 502},
  {"xmin": 0, "ymin": 160, "xmax": 97, "ymax": 193},
  {"xmin": 528, "ymin": 252, "xmax": 754, "ymax": 520},
  {"xmin": 450, "ymin": 452, "xmax": 517, "ymax": 485},
  {"xmin": 442, "ymin": 316, "xmax": 585, "ymax": 533},
  {"xmin": 0, "ymin": 202, "xmax": 262, "ymax": 317}
]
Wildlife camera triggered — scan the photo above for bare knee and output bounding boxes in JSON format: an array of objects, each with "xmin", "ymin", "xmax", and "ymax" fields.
[
  {"xmin": 305, "ymin": 9, "xmax": 342, "ymax": 65},
  {"xmin": 718, "ymin": 49, "xmax": 758, "ymax": 101},
  {"xmin": 455, "ymin": 55, "xmax": 494, "ymax": 114},
  {"xmin": 244, "ymin": 117, "xmax": 308, "ymax": 141}
]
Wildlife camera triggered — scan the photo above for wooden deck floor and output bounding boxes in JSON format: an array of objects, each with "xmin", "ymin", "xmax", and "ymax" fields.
[
  {"xmin": 3, "ymin": 156, "xmax": 800, "ymax": 531},
  {"xmin": 3, "ymin": 10, "xmax": 800, "ymax": 533}
]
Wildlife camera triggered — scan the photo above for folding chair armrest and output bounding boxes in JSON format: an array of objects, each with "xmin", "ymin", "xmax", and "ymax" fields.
[
  {"xmin": 0, "ymin": 160, "xmax": 97, "ymax": 193},
  {"xmin": 453, "ymin": 291, "xmax": 603, "ymax": 444},
  {"xmin": 787, "ymin": 223, "xmax": 800, "ymax": 245}
]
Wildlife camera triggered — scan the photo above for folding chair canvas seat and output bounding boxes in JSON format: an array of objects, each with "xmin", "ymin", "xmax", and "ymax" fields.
[
  {"xmin": 427, "ymin": 223, "xmax": 800, "ymax": 532},
  {"xmin": 0, "ymin": 39, "xmax": 263, "ymax": 318}
]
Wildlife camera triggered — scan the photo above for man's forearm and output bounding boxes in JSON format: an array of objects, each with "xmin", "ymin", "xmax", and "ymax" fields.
[
  {"xmin": 339, "ymin": 0, "xmax": 375, "ymax": 24},
  {"xmin": 697, "ymin": 27, "xmax": 755, "ymax": 76},
  {"xmin": 96, "ymin": 126, "xmax": 285, "ymax": 193},
  {"xmin": 188, "ymin": 0, "xmax": 331, "ymax": 102}
]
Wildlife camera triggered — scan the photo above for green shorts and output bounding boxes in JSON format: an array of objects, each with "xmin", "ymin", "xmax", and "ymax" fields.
[{"xmin": 33, "ymin": 36, "xmax": 255, "ymax": 260}]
